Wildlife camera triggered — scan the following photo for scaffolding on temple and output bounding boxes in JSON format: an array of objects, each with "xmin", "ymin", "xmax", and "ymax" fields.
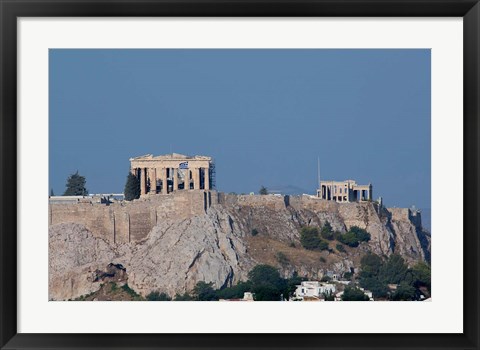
[{"xmin": 209, "ymin": 161, "xmax": 216, "ymax": 190}]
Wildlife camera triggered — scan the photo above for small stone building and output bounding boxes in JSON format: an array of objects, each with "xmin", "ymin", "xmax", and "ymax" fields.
[
  {"xmin": 317, "ymin": 180, "xmax": 372, "ymax": 203},
  {"xmin": 130, "ymin": 153, "xmax": 214, "ymax": 196}
]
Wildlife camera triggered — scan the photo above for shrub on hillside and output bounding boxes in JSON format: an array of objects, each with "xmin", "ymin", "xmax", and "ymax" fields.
[
  {"xmin": 300, "ymin": 227, "xmax": 321, "ymax": 250},
  {"xmin": 320, "ymin": 221, "xmax": 334, "ymax": 240},
  {"xmin": 337, "ymin": 232, "xmax": 359, "ymax": 247},
  {"xmin": 146, "ymin": 291, "xmax": 172, "ymax": 301},
  {"xmin": 349, "ymin": 226, "xmax": 371, "ymax": 242},
  {"xmin": 318, "ymin": 240, "xmax": 329, "ymax": 251},
  {"xmin": 275, "ymin": 252, "xmax": 289, "ymax": 266}
]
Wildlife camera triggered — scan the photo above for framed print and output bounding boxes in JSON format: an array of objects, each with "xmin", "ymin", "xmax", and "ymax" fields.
[{"xmin": 1, "ymin": 0, "xmax": 479, "ymax": 349}]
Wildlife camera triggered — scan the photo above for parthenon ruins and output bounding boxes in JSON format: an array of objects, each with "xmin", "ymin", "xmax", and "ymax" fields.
[
  {"xmin": 317, "ymin": 180, "xmax": 372, "ymax": 203},
  {"xmin": 130, "ymin": 153, "xmax": 213, "ymax": 196}
]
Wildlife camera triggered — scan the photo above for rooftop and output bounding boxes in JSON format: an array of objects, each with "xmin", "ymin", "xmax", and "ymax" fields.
[{"xmin": 129, "ymin": 153, "xmax": 211, "ymax": 161}]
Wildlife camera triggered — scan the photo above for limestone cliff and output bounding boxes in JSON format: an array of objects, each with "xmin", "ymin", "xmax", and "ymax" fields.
[{"xmin": 48, "ymin": 193, "xmax": 430, "ymax": 300}]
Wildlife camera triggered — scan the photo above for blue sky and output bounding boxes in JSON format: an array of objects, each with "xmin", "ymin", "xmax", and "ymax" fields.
[{"xmin": 49, "ymin": 49, "xmax": 430, "ymax": 215}]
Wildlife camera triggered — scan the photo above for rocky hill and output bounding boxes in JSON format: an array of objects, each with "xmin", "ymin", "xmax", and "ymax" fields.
[{"xmin": 48, "ymin": 193, "xmax": 430, "ymax": 300}]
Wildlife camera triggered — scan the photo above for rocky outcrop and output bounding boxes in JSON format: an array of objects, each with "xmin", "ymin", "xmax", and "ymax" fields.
[
  {"xmin": 219, "ymin": 194, "xmax": 428, "ymax": 264},
  {"xmin": 48, "ymin": 193, "xmax": 430, "ymax": 300},
  {"xmin": 49, "ymin": 223, "xmax": 118, "ymax": 300},
  {"xmin": 126, "ymin": 208, "xmax": 253, "ymax": 297}
]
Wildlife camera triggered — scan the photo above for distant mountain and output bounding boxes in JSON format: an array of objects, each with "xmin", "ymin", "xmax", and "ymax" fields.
[{"xmin": 267, "ymin": 185, "xmax": 313, "ymax": 195}]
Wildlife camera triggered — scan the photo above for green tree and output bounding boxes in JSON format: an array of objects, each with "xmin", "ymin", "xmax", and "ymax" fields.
[
  {"xmin": 124, "ymin": 172, "xmax": 140, "ymax": 201},
  {"xmin": 360, "ymin": 252, "xmax": 383, "ymax": 277},
  {"xmin": 350, "ymin": 226, "xmax": 371, "ymax": 242},
  {"xmin": 359, "ymin": 253, "xmax": 389, "ymax": 298},
  {"xmin": 216, "ymin": 281, "xmax": 253, "ymax": 300},
  {"xmin": 336, "ymin": 243, "xmax": 346, "ymax": 253},
  {"xmin": 248, "ymin": 264, "xmax": 285, "ymax": 301},
  {"xmin": 259, "ymin": 186, "xmax": 268, "ymax": 195},
  {"xmin": 318, "ymin": 240, "xmax": 329, "ymax": 251},
  {"xmin": 253, "ymin": 284, "xmax": 282, "ymax": 301},
  {"xmin": 248, "ymin": 265, "xmax": 282, "ymax": 287},
  {"xmin": 341, "ymin": 286, "xmax": 370, "ymax": 301},
  {"xmin": 146, "ymin": 291, "xmax": 172, "ymax": 301},
  {"xmin": 320, "ymin": 221, "xmax": 334, "ymax": 240},
  {"xmin": 412, "ymin": 262, "xmax": 431, "ymax": 292},
  {"xmin": 285, "ymin": 272, "xmax": 305, "ymax": 299},
  {"xmin": 359, "ymin": 277, "xmax": 389, "ymax": 298},
  {"xmin": 379, "ymin": 254, "xmax": 409, "ymax": 284},
  {"xmin": 173, "ymin": 292, "xmax": 195, "ymax": 301},
  {"xmin": 300, "ymin": 227, "xmax": 322, "ymax": 250},
  {"xmin": 63, "ymin": 171, "xmax": 88, "ymax": 196},
  {"xmin": 391, "ymin": 283, "xmax": 417, "ymax": 301},
  {"xmin": 337, "ymin": 232, "xmax": 359, "ymax": 247},
  {"xmin": 193, "ymin": 281, "xmax": 217, "ymax": 301}
]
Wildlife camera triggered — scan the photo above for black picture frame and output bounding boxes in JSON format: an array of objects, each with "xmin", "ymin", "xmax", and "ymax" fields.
[{"xmin": 1, "ymin": 1, "xmax": 478, "ymax": 349}]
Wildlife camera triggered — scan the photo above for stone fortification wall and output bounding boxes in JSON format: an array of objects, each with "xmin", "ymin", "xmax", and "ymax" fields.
[
  {"xmin": 49, "ymin": 190, "xmax": 215, "ymax": 243},
  {"xmin": 217, "ymin": 193, "xmax": 286, "ymax": 210},
  {"xmin": 50, "ymin": 191, "xmax": 428, "ymax": 262},
  {"xmin": 388, "ymin": 207, "xmax": 422, "ymax": 229}
]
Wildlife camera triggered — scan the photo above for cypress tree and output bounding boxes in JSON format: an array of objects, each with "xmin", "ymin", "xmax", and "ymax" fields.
[
  {"xmin": 124, "ymin": 173, "xmax": 140, "ymax": 201},
  {"xmin": 63, "ymin": 171, "xmax": 88, "ymax": 196}
]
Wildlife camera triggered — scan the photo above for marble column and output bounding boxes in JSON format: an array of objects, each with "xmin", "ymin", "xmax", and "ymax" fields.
[
  {"xmin": 173, "ymin": 168, "xmax": 179, "ymax": 191},
  {"xmin": 149, "ymin": 168, "xmax": 157, "ymax": 194},
  {"xmin": 192, "ymin": 168, "xmax": 199, "ymax": 190},
  {"xmin": 204, "ymin": 167, "xmax": 210, "ymax": 190},
  {"xmin": 140, "ymin": 168, "xmax": 146, "ymax": 195},
  {"xmin": 161, "ymin": 168, "xmax": 168, "ymax": 194}
]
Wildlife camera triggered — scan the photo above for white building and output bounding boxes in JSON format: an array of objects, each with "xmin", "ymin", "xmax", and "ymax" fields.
[{"xmin": 294, "ymin": 281, "xmax": 336, "ymax": 300}]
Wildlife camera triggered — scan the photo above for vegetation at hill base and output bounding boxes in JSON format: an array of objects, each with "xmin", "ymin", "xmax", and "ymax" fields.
[
  {"xmin": 342, "ymin": 286, "xmax": 370, "ymax": 301},
  {"xmin": 73, "ymin": 255, "xmax": 430, "ymax": 302},
  {"xmin": 146, "ymin": 291, "xmax": 172, "ymax": 301},
  {"xmin": 359, "ymin": 252, "xmax": 431, "ymax": 300},
  {"xmin": 144, "ymin": 264, "xmax": 307, "ymax": 302},
  {"xmin": 63, "ymin": 171, "xmax": 88, "ymax": 196},
  {"xmin": 74, "ymin": 282, "xmax": 143, "ymax": 301},
  {"xmin": 124, "ymin": 172, "xmax": 141, "ymax": 201},
  {"xmin": 259, "ymin": 186, "xmax": 269, "ymax": 195}
]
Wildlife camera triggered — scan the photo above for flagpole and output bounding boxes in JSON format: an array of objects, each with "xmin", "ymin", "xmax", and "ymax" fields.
[{"xmin": 317, "ymin": 157, "xmax": 321, "ymax": 196}]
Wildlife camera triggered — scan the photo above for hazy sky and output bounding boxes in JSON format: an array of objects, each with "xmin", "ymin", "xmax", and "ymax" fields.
[{"xmin": 49, "ymin": 49, "xmax": 430, "ymax": 212}]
